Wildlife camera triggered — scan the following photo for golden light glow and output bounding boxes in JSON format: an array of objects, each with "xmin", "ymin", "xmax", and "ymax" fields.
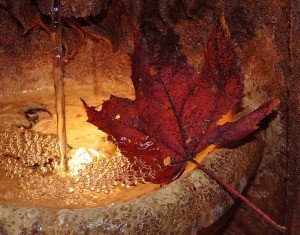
[
  {"xmin": 163, "ymin": 156, "xmax": 171, "ymax": 166},
  {"xmin": 68, "ymin": 148, "xmax": 94, "ymax": 175},
  {"xmin": 66, "ymin": 108, "xmax": 234, "ymax": 176},
  {"xmin": 190, "ymin": 109, "xmax": 234, "ymax": 169},
  {"xmin": 217, "ymin": 110, "xmax": 233, "ymax": 126},
  {"xmin": 30, "ymin": 90, "xmax": 234, "ymax": 177}
]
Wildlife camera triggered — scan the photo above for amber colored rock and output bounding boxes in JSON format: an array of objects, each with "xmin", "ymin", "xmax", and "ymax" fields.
[{"xmin": 36, "ymin": 0, "xmax": 109, "ymax": 17}]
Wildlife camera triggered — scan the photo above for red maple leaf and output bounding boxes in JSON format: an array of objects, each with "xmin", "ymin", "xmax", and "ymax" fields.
[{"xmin": 83, "ymin": 20, "xmax": 278, "ymax": 185}]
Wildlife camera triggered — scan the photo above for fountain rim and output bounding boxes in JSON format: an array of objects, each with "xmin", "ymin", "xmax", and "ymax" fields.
[{"xmin": 0, "ymin": 135, "xmax": 263, "ymax": 234}]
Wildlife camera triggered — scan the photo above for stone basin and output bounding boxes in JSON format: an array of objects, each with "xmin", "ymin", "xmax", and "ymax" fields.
[
  {"xmin": 0, "ymin": 2, "xmax": 280, "ymax": 233},
  {"xmin": 0, "ymin": 47, "xmax": 264, "ymax": 233},
  {"xmin": 0, "ymin": 137, "xmax": 263, "ymax": 234}
]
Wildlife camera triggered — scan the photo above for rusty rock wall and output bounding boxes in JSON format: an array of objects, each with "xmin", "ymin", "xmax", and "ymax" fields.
[
  {"xmin": 221, "ymin": 1, "xmax": 289, "ymax": 234},
  {"xmin": 285, "ymin": 0, "xmax": 300, "ymax": 234}
]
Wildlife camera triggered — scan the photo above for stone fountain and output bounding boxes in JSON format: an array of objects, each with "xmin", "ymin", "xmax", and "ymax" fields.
[{"xmin": 0, "ymin": 1, "xmax": 292, "ymax": 234}]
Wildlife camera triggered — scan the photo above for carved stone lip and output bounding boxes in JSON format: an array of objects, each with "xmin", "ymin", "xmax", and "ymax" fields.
[{"xmin": 0, "ymin": 134, "xmax": 263, "ymax": 234}]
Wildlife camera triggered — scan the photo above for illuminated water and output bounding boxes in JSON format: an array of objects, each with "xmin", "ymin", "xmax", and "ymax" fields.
[
  {"xmin": 0, "ymin": 88, "xmax": 158, "ymax": 209},
  {"xmin": 0, "ymin": 4, "xmax": 159, "ymax": 206},
  {"xmin": 0, "ymin": 1, "xmax": 159, "ymax": 210},
  {"xmin": 51, "ymin": 0, "xmax": 68, "ymax": 171}
]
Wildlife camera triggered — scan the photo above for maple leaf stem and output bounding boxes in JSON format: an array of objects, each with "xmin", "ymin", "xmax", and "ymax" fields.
[{"xmin": 189, "ymin": 159, "xmax": 286, "ymax": 233}]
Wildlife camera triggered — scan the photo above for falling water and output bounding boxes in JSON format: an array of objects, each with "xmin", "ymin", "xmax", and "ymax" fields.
[
  {"xmin": 0, "ymin": 0, "xmax": 157, "ymax": 210},
  {"xmin": 51, "ymin": 0, "xmax": 68, "ymax": 171}
]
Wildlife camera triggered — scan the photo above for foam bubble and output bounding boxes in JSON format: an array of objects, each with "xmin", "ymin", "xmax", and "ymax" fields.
[{"xmin": 0, "ymin": 127, "xmax": 155, "ymax": 208}]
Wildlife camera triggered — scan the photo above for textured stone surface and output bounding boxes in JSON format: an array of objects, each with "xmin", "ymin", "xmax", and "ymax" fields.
[
  {"xmin": 285, "ymin": 1, "xmax": 300, "ymax": 234},
  {"xmin": 222, "ymin": 1, "xmax": 289, "ymax": 234},
  {"xmin": 37, "ymin": 0, "xmax": 110, "ymax": 17}
]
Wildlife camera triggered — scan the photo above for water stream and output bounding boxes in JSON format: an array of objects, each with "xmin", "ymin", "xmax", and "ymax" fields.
[
  {"xmin": 51, "ymin": 0, "xmax": 68, "ymax": 172},
  {"xmin": 0, "ymin": 1, "xmax": 159, "ymax": 209}
]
